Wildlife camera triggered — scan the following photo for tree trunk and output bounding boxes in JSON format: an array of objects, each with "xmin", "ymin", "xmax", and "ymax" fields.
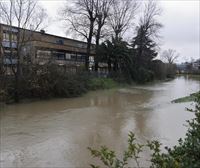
[
  {"xmin": 95, "ymin": 26, "xmax": 101, "ymax": 72},
  {"xmin": 14, "ymin": 29, "xmax": 23, "ymax": 103},
  {"xmin": 107, "ymin": 59, "xmax": 111, "ymax": 73},
  {"xmin": 86, "ymin": 41, "xmax": 91, "ymax": 71},
  {"xmin": 113, "ymin": 61, "xmax": 118, "ymax": 72},
  {"xmin": 14, "ymin": 72, "xmax": 19, "ymax": 103},
  {"xmin": 85, "ymin": 19, "xmax": 95, "ymax": 71}
]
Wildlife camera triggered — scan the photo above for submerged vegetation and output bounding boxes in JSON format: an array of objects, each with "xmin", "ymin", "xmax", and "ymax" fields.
[
  {"xmin": 172, "ymin": 91, "xmax": 200, "ymax": 103},
  {"xmin": 89, "ymin": 92, "xmax": 200, "ymax": 168}
]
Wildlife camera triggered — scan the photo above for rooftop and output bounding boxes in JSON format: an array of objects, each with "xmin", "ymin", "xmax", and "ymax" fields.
[{"xmin": 0, "ymin": 23, "xmax": 88, "ymax": 45}]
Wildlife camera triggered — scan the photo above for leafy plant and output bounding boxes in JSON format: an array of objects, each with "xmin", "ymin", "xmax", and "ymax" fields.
[{"xmin": 88, "ymin": 132, "xmax": 144, "ymax": 168}]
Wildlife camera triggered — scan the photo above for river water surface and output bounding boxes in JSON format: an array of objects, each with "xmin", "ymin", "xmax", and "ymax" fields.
[{"xmin": 0, "ymin": 76, "xmax": 199, "ymax": 167}]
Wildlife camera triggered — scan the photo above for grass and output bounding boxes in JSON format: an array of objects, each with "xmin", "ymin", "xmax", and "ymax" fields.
[
  {"xmin": 172, "ymin": 91, "xmax": 200, "ymax": 103},
  {"xmin": 88, "ymin": 78, "xmax": 118, "ymax": 90}
]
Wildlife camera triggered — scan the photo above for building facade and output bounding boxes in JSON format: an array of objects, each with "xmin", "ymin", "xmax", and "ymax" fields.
[{"xmin": 0, "ymin": 23, "xmax": 95, "ymax": 74}]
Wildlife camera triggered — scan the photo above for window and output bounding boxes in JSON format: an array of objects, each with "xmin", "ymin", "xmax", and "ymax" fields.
[
  {"xmin": 2, "ymin": 41, "xmax": 17, "ymax": 48},
  {"xmin": 53, "ymin": 51, "xmax": 65, "ymax": 60},
  {"xmin": 77, "ymin": 43, "xmax": 86, "ymax": 48},
  {"xmin": 56, "ymin": 39, "xmax": 64, "ymax": 45},
  {"xmin": 3, "ymin": 32, "xmax": 7, "ymax": 40},
  {"xmin": 2, "ymin": 31, "xmax": 17, "ymax": 42},
  {"xmin": 65, "ymin": 53, "xmax": 71, "ymax": 60},
  {"xmin": 89, "ymin": 56, "xmax": 94, "ymax": 63},
  {"xmin": 81, "ymin": 55, "xmax": 86, "ymax": 60},
  {"xmin": 71, "ymin": 54, "xmax": 77, "ymax": 61},
  {"xmin": 37, "ymin": 50, "xmax": 51, "ymax": 59},
  {"xmin": 12, "ymin": 34, "xmax": 17, "ymax": 41},
  {"xmin": 4, "ymin": 50, "xmax": 17, "ymax": 58},
  {"xmin": 3, "ymin": 27, "xmax": 18, "ymax": 33},
  {"xmin": 77, "ymin": 54, "xmax": 85, "ymax": 62},
  {"xmin": 57, "ymin": 52, "xmax": 65, "ymax": 60},
  {"xmin": 3, "ymin": 31, "xmax": 11, "ymax": 41}
]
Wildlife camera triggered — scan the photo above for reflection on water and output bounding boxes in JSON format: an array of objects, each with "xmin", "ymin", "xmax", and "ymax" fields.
[{"xmin": 0, "ymin": 76, "xmax": 199, "ymax": 167}]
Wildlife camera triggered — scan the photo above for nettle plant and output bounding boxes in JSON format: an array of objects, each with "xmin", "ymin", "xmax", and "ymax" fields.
[{"xmin": 89, "ymin": 92, "xmax": 200, "ymax": 168}]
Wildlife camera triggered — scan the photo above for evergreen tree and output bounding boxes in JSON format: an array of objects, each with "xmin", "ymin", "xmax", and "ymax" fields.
[
  {"xmin": 97, "ymin": 38, "xmax": 131, "ymax": 80},
  {"xmin": 130, "ymin": 1, "xmax": 162, "ymax": 83},
  {"xmin": 132, "ymin": 25, "xmax": 158, "ymax": 70}
]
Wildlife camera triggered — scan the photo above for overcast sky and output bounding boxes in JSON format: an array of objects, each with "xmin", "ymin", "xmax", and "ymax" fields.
[{"xmin": 40, "ymin": 0, "xmax": 199, "ymax": 63}]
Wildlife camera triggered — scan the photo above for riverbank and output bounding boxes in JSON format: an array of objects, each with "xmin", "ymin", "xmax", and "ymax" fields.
[
  {"xmin": 0, "ymin": 77, "xmax": 173, "ymax": 105},
  {"xmin": 0, "ymin": 75, "xmax": 119, "ymax": 104},
  {"xmin": 1, "ymin": 72, "xmax": 197, "ymax": 105}
]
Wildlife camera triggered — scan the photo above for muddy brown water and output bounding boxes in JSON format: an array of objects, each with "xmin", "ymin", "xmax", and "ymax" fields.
[{"xmin": 0, "ymin": 76, "xmax": 200, "ymax": 167}]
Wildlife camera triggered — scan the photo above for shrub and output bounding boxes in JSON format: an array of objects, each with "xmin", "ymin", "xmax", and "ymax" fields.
[
  {"xmin": 1, "ymin": 64, "xmax": 118, "ymax": 102},
  {"xmin": 134, "ymin": 67, "xmax": 155, "ymax": 83}
]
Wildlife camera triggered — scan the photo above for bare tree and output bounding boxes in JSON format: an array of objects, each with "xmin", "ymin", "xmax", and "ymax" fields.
[
  {"xmin": 138, "ymin": 0, "xmax": 163, "ymax": 40},
  {"xmin": 94, "ymin": 0, "xmax": 114, "ymax": 71},
  {"xmin": 108, "ymin": 0, "xmax": 139, "ymax": 40},
  {"xmin": 0, "ymin": 0, "xmax": 47, "ymax": 102},
  {"xmin": 60, "ymin": 0, "xmax": 100, "ymax": 70},
  {"xmin": 161, "ymin": 49, "xmax": 179, "ymax": 64},
  {"xmin": 60, "ymin": 0, "xmax": 139, "ymax": 71}
]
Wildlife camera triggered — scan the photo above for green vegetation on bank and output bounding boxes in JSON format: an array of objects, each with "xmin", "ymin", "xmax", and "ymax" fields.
[
  {"xmin": 0, "ymin": 64, "xmax": 118, "ymax": 103},
  {"xmin": 89, "ymin": 92, "xmax": 200, "ymax": 168},
  {"xmin": 172, "ymin": 91, "xmax": 200, "ymax": 103},
  {"xmin": 89, "ymin": 78, "xmax": 118, "ymax": 90},
  {"xmin": 0, "ymin": 63, "xmax": 176, "ymax": 104}
]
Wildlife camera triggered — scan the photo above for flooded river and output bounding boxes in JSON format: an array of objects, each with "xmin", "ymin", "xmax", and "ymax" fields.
[{"xmin": 0, "ymin": 76, "xmax": 199, "ymax": 167}]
